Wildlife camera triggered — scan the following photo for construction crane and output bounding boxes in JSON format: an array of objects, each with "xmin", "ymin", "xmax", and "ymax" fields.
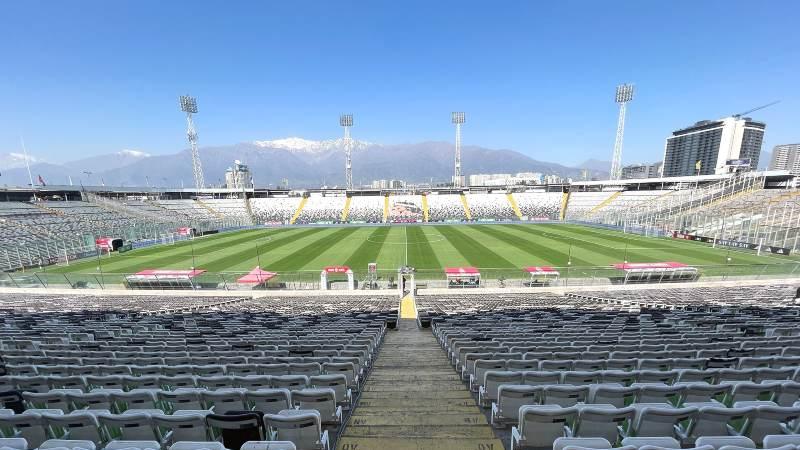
[{"xmin": 733, "ymin": 100, "xmax": 780, "ymax": 119}]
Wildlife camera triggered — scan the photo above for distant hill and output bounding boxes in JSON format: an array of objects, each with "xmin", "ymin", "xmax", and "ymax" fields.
[{"xmin": 0, "ymin": 138, "xmax": 609, "ymax": 188}]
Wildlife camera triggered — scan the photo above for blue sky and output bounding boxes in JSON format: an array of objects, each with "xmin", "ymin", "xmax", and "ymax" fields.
[{"xmin": 0, "ymin": 0, "xmax": 798, "ymax": 167}]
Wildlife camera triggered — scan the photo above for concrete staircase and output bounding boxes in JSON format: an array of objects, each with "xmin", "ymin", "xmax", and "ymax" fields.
[
  {"xmin": 337, "ymin": 320, "xmax": 502, "ymax": 450},
  {"xmin": 506, "ymin": 193, "xmax": 523, "ymax": 219},
  {"xmin": 383, "ymin": 195, "xmax": 390, "ymax": 223},
  {"xmin": 560, "ymin": 192, "xmax": 570, "ymax": 221},
  {"xmin": 29, "ymin": 202, "xmax": 64, "ymax": 216},
  {"xmin": 194, "ymin": 198, "xmax": 224, "ymax": 220},
  {"xmin": 421, "ymin": 194, "xmax": 430, "ymax": 223},
  {"xmin": 341, "ymin": 196, "xmax": 352, "ymax": 222},
  {"xmin": 244, "ymin": 198, "xmax": 257, "ymax": 224},
  {"xmin": 459, "ymin": 194, "xmax": 472, "ymax": 221},
  {"xmin": 588, "ymin": 191, "xmax": 622, "ymax": 214},
  {"xmin": 290, "ymin": 197, "xmax": 308, "ymax": 225}
]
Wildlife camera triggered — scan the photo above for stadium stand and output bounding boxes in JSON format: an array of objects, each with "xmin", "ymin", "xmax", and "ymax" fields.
[
  {"xmin": 0, "ymin": 293, "xmax": 396, "ymax": 450},
  {"xmin": 295, "ymin": 195, "xmax": 346, "ymax": 224},
  {"xmin": 564, "ymin": 191, "xmax": 617, "ymax": 220},
  {"xmin": 0, "ymin": 285, "xmax": 798, "ymax": 450},
  {"xmin": 426, "ymin": 193, "xmax": 468, "ymax": 222},
  {"xmin": 466, "ymin": 193, "xmax": 518, "ymax": 221},
  {"xmin": 250, "ymin": 198, "xmax": 302, "ymax": 224},
  {"xmin": 153, "ymin": 200, "xmax": 220, "ymax": 221},
  {"xmin": 514, "ymin": 192, "xmax": 562, "ymax": 220},
  {"xmin": 345, "ymin": 195, "xmax": 384, "ymax": 223},
  {"xmin": 201, "ymin": 199, "xmax": 254, "ymax": 225}
]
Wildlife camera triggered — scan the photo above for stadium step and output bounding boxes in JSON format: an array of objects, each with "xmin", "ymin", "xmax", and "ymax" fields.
[
  {"xmin": 589, "ymin": 190, "xmax": 622, "ymax": 214},
  {"xmin": 29, "ymin": 201, "xmax": 65, "ymax": 216},
  {"xmin": 560, "ymin": 191, "xmax": 570, "ymax": 220},
  {"xmin": 506, "ymin": 193, "xmax": 523, "ymax": 219},
  {"xmin": 383, "ymin": 195, "xmax": 390, "ymax": 223},
  {"xmin": 244, "ymin": 197, "xmax": 257, "ymax": 224},
  {"xmin": 290, "ymin": 196, "xmax": 308, "ymax": 224},
  {"xmin": 399, "ymin": 293, "xmax": 416, "ymax": 319},
  {"xmin": 194, "ymin": 198, "xmax": 224, "ymax": 219},
  {"xmin": 337, "ymin": 319, "xmax": 503, "ymax": 450},
  {"xmin": 459, "ymin": 193, "xmax": 472, "ymax": 220},
  {"xmin": 421, "ymin": 194, "xmax": 430, "ymax": 223},
  {"xmin": 341, "ymin": 196, "xmax": 352, "ymax": 221}
]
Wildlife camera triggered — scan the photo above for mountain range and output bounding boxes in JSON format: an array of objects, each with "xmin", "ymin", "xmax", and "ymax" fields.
[{"xmin": 0, "ymin": 138, "xmax": 610, "ymax": 188}]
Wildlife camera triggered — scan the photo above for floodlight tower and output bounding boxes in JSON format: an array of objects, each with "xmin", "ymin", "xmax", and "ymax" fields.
[
  {"xmin": 451, "ymin": 112, "xmax": 465, "ymax": 187},
  {"xmin": 610, "ymin": 84, "xmax": 634, "ymax": 181},
  {"xmin": 340, "ymin": 114, "xmax": 354, "ymax": 190},
  {"xmin": 179, "ymin": 95, "xmax": 205, "ymax": 191}
]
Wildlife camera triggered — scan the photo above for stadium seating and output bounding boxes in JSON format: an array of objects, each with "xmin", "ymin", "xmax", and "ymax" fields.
[
  {"xmin": 295, "ymin": 195, "xmax": 345, "ymax": 224},
  {"xmin": 421, "ymin": 288, "xmax": 800, "ymax": 449},
  {"xmin": 426, "ymin": 193, "xmax": 467, "ymax": 222},
  {"xmin": 345, "ymin": 195, "xmax": 383, "ymax": 223},
  {"xmin": 250, "ymin": 198, "xmax": 302, "ymax": 224},
  {"xmin": 514, "ymin": 192, "xmax": 562, "ymax": 220},
  {"xmin": 0, "ymin": 294, "xmax": 396, "ymax": 450},
  {"xmin": 466, "ymin": 193, "xmax": 517, "ymax": 221}
]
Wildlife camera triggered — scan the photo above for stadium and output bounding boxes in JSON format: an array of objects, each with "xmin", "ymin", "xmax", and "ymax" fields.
[
  {"xmin": 2, "ymin": 3, "xmax": 800, "ymax": 450},
  {"xmin": 2, "ymin": 169, "xmax": 800, "ymax": 450}
]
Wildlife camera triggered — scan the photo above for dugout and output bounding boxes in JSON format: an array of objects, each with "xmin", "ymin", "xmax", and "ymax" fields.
[
  {"xmin": 611, "ymin": 262, "xmax": 699, "ymax": 284},
  {"xmin": 445, "ymin": 267, "xmax": 480, "ymax": 288}
]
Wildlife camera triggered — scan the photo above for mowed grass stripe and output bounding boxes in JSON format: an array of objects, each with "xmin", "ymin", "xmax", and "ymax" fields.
[
  {"xmin": 508, "ymin": 224, "xmax": 625, "ymax": 265},
  {"xmin": 474, "ymin": 225, "xmax": 593, "ymax": 266},
  {"xmin": 50, "ymin": 228, "xmax": 288, "ymax": 273},
  {"xmin": 197, "ymin": 227, "xmax": 326, "ymax": 272},
  {"xmin": 549, "ymin": 224, "xmax": 758, "ymax": 266},
  {"xmin": 302, "ymin": 227, "xmax": 377, "ymax": 270},
  {"xmin": 405, "ymin": 226, "xmax": 440, "ymax": 269},
  {"xmin": 439, "ymin": 225, "xmax": 515, "ymax": 268},
  {"xmin": 268, "ymin": 227, "xmax": 361, "ymax": 271},
  {"xmin": 345, "ymin": 227, "xmax": 390, "ymax": 268}
]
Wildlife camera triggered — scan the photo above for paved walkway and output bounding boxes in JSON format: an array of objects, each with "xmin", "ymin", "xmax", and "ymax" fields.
[{"xmin": 337, "ymin": 319, "xmax": 504, "ymax": 450}]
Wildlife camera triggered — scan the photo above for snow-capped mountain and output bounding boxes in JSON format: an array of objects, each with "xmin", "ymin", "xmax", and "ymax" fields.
[
  {"xmin": 0, "ymin": 138, "xmax": 609, "ymax": 188},
  {"xmin": 0, "ymin": 152, "xmax": 39, "ymax": 170},
  {"xmin": 253, "ymin": 137, "xmax": 375, "ymax": 153}
]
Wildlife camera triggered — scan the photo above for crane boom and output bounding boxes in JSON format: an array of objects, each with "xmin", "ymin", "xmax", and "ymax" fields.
[{"xmin": 734, "ymin": 100, "xmax": 780, "ymax": 118}]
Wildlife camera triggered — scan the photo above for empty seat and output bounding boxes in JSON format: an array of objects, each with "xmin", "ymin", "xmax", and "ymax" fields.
[
  {"xmin": 205, "ymin": 412, "xmax": 265, "ymax": 450},
  {"xmin": 151, "ymin": 412, "xmax": 209, "ymax": 445},
  {"xmin": 492, "ymin": 385, "xmax": 541, "ymax": 427},
  {"xmin": 0, "ymin": 412, "xmax": 49, "ymax": 448},
  {"xmin": 480, "ymin": 371, "xmax": 523, "ymax": 407},
  {"xmin": 574, "ymin": 405, "xmax": 635, "ymax": 444},
  {"xmin": 676, "ymin": 406, "xmax": 754, "ymax": 445},
  {"xmin": 263, "ymin": 411, "xmax": 329, "ymax": 450},
  {"xmin": 544, "ymin": 385, "xmax": 590, "ymax": 407},
  {"xmin": 626, "ymin": 406, "xmax": 697, "ymax": 438},
  {"xmin": 512, "ymin": 405, "xmax": 577, "ymax": 450},
  {"xmin": 291, "ymin": 389, "xmax": 341, "ymax": 425},
  {"xmin": 589, "ymin": 386, "xmax": 639, "ymax": 408},
  {"xmin": 42, "ymin": 412, "xmax": 103, "ymax": 446},
  {"xmin": 743, "ymin": 405, "xmax": 800, "ymax": 446}
]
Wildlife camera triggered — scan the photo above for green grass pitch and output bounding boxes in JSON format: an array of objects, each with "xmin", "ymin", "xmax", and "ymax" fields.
[{"xmin": 40, "ymin": 223, "xmax": 800, "ymax": 281}]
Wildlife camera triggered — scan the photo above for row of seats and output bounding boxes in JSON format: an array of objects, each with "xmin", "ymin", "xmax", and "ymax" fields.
[
  {"xmin": 512, "ymin": 403, "xmax": 800, "ymax": 449},
  {"xmin": 0, "ymin": 409, "xmax": 323, "ymax": 450}
]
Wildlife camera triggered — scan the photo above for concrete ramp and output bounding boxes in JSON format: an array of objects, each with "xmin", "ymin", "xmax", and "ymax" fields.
[{"xmin": 337, "ymin": 320, "xmax": 502, "ymax": 450}]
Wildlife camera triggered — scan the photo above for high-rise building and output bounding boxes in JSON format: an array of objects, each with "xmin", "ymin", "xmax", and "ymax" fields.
[
  {"xmin": 769, "ymin": 144, "xmax": 800, "ymax": 175},
  {"xmin": 224, "ymin": 160, "xmax": 253, "ymax": 190},
  {"xmin": 661, "ymin": 116, "xmax": 765, "ymax": 177},
  {"xmin": 622, "ymin": 161, "xmax": 663, "ymax": 179}
]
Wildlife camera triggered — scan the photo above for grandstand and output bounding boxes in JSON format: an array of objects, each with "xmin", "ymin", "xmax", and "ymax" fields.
[{"xmin": 0, "ymin": 283, "xmax": 798, "ymax": 450}]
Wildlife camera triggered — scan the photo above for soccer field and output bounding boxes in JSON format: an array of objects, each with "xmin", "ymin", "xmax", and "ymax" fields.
[{"xmin": 43, "ymin": 223, "xmax": 799, "ymax": 280}]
